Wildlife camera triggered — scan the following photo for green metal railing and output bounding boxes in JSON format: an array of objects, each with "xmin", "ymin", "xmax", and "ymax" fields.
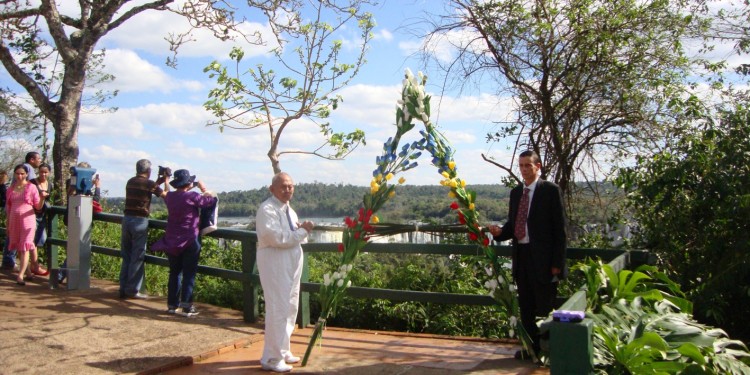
[{"xmin": 3, "ymin": 206, "xmax": 652, "ymax": 374}]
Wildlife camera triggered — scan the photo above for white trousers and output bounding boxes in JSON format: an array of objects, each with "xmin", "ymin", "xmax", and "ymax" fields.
[{"xmin": 257, "ymin": 246, "xmax": 303, "ymax": 365}]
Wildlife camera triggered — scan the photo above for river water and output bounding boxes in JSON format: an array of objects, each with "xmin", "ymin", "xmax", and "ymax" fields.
[{"xmin": 219, "ymin": 216, "xmax": 446, "ymax": 244}]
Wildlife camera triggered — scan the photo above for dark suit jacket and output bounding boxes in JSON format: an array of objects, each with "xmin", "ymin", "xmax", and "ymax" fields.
[{"xmin": 495, "ymin": 179, "xmax": 567, "ymax": 284}]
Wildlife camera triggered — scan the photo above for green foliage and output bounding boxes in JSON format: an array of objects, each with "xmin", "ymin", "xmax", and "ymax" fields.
[
  {"xmin": 307, "ymin": 252, "xmax": 513, "ymax": 338},
  {"xmin": 615, "ymin": 104, "xmax": 750, "ymax": 343},
  {"xmin": 577, "ymin": 259, "xmax": 750, "ymax": 374}
]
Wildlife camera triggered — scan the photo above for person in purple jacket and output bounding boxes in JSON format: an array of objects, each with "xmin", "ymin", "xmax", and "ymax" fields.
[{"xmin": 152, "ymin": 169, "xmax": 217, "ymax": 317}]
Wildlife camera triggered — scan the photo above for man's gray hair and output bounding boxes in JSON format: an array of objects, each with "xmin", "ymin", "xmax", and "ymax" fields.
[
  {"xmin": 136, "ymin": 159, "xmax": 151, "ymax": 174},
  {"xmin": 271, "ymin": 172, "xmax": 291, "ymax": 186}
]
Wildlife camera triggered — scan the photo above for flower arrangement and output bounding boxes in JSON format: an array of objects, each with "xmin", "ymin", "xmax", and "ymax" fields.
[{"xmin": 301, "ymin": 68, "xmax": 530, "ymax": 365}]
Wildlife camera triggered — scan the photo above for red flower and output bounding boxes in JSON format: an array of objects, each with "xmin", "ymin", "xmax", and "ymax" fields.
[
  {"xmin": 358, "ymin": 207, "xmax": 365, "ymax": 220},
  {"xmin": 450, "ymin": 201, "xmax": 459, "ymax": 210},
  {"xmin": 482, "ymin": 236, "xmax": 490, "ymax": 246},
  {"xmin": 354, "ymin": 231, "xmax": 361, "ymax": 240},
  {"xmin": 468, "ymin": 232, "xmax": 478, "ymax": 241},
  {"xmin": 363, "ymin": 224, "xmax": 374, "ymax": 233},
  {"xmin": 458, "ymin": 211, "xmax": 466, "ymax": 224},
  {"xmin": 337, "ymin": 243, "xmax": 344, "ymax": 252},
  {"xmin": 345, "ymin": 216, "xmax": 357, "ymax": 228}
]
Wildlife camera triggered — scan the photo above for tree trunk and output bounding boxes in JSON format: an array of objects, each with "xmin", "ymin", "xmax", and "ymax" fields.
[{"xmin": 51, "ymin": 61, "xmax": 86, "ymax": 204}]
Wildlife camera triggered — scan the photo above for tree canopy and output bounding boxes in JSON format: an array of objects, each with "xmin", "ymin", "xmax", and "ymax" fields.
[
  {"xmin": 419, "ymin": 0, "xmax": 700, "ymax": 222},
  {"xmin": 203, "ymin": 0, "xmax": 375, "ymax": 174},
  {"xmin": 0, "ymin": 0, "xmax": 250, "ymax": 200},
  {"xmin": 615, "ymin": 102, "xmax": 750, "ymax": 343}
]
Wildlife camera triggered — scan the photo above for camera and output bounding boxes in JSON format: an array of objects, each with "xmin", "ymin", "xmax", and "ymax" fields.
[
  {"xmin": 158, "ymin": 166, "xmax": 172, "ymax": 178},
  {"xmin": 193, "ymin": 181, "xmax": 200, "ymax": 188}
]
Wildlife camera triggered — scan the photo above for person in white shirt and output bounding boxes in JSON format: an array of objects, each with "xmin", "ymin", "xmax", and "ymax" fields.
[{"xmin": 256, "ymin": 172, "xmax": 314, "ymax": 373}]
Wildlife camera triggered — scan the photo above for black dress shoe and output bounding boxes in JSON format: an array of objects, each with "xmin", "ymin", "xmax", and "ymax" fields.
[{"xmin": 514, "ymin": 349, "xmax": 534, "ymax": 360}]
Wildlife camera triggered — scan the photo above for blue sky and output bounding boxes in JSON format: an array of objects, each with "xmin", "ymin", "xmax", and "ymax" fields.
[
  {"xmin": 2, "ymin": 1, "xmax": 737, "ymax": 197},
  {"xmin": 11, "ymin": 0, "xmax": 515, "ymax": 197}
]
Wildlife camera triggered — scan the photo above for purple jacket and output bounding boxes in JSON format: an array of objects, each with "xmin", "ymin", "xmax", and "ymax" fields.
[{"xmin": 152, "ymin": 191, "xmax": 217, "ymax": 256}]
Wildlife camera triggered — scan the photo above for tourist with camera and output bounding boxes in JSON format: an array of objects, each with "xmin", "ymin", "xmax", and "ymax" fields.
[
  {"xmin": 151, "ymin": 169, "xmax": 217, "ymax": 317},
  {"xmin": 119, "ymin": 159, "xmax": 168, "ymax": 299}
]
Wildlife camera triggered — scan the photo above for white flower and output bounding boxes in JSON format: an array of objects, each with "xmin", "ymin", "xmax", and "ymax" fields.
[
  {"xmin": 503, "ymin": 262, "xmax": 512, "ymax": 269},
  {"xmin": 347, "ymin": 264, "xmax": 353, "ymax": 272},
  {"xmin": 485, "ymin": 267, "xmax": 493, "ymax": 276},
  {"xmin": 337, "ymin": 279, "xmax": 344, "ymax": 287},
  {"xmin": 509, "ymin": 329, "xmax": 515, "ymax": 338},
  {"xmin": 510, "ymin": 316, "xmax": 517, "ymax": 326},
  {"xmin": 497, "ymin": 275, "xmax": 505, "ymax": 285},
  {"xmin": 509, "ymin": 284, "xmax": 517, "ymax": 292},
  {"xmin": 346, "ymin": 280, "xmax": 352, "ymax": 287},
  {"xmin": 323, "ymin": 273, "xmax": 331, "ymax": 286},
  {"xmin": 333, "ymin": 272, "xmax": 340, "ymax": 280},
  {"xmin": 484, "ymin": 281, "xmax": 491, "ymax": 289}
]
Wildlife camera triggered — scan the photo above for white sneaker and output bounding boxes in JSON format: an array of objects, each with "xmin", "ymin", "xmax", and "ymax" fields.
[
  {"xmin": 261, "ymin": 360, "xmax": 292, "ymax": 373},
  {"xmin": 284, "ymin": 354, "xmax": 301, "ymax": 364}
]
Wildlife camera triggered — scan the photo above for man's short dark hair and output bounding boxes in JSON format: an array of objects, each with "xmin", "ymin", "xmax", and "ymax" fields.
[
  {"xmin": 25, "ymin": 151, "xmax": 39, "ymax": 163},
  {"xmin": 519, "ymin": 150, "xmax": 540, "ymax": 164}
]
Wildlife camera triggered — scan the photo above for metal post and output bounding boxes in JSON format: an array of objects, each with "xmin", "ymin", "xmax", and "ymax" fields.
[{"xmin": 67, "ymin": 195, "xmax": 92, "ymax": 290}]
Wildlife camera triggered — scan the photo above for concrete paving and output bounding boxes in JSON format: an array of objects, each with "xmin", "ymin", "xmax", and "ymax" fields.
[{"xmin": 0, "ymin": 268, "xmax": 548, "ymax": 374}]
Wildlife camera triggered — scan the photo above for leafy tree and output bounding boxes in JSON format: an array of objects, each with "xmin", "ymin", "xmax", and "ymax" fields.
[
  {"xmin": 203, "ymin": 0, "xmax": 375, "ymax": 174},
  {"xmin": 0, "ymin": 0, "xmax": 250, "ymax": 196},
  {"xmin": 0, "ymin": 89, "xmax": 41, "ymax": 171},
  {"xmin": 615, "ymin": 103, "xmax": 750, "ymax": 343},
  {"xmin": 418, "ymin": 0, "xmax": 700, "ymax": 219}
]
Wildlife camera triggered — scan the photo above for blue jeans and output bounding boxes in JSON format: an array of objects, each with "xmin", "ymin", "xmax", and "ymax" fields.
[
  {"xmin": 34, "ymin": 214, "xmax": 47, "ymax": 247},
  {"xmin": 167, "ymin": 239, "xmax": 201, "ymax": 309},
  {"xmin": 119, "ymin": 215, "xmax": 149, "ymax": 296}
]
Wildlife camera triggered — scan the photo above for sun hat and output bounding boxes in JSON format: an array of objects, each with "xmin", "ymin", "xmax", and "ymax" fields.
[{"xmin": 169, "ymin": 169, "xmax": 196, "ymax": 188}]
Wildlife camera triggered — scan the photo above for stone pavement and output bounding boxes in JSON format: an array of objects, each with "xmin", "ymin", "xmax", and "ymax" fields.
[
  {"xmin": 0, "ymin": 269, "xmax": 264, "ymax": 375},
  {"xmin": 0, "ymin": 268, "xmax": 548, "ymax": 374}
]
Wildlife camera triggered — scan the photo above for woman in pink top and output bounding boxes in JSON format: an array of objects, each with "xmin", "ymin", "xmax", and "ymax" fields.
[{"xmin": 6, "ymin": 164, "xmax": 48, "ymax": 285}]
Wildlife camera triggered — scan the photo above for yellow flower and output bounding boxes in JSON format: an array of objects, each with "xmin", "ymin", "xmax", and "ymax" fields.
[
  {"xmin": 448, "ymin": 161, "xmax": 456, "ymax": 170},
  {"xmin": 377, "ymin": 173, "xmax": 383, "ymax": 181},
  {"xmin": 371, "ymin": 185, "xmax": 379, "ymax": 194},
  {"xmin": 398, "ymin": 176, "xmax": 406, "ymax": 184},
  {"xmin": 449, "ymin": 179, "xmax": 458, "ymax": 188},
  {"xmin": 371, "ymin": 215, "xmax": 380, "ymax": 224},
  {"xmin": 441, "ymin": 171, "xmax": 449, "ymax": 178},
  {"xmin": 389, "ymin": 190, "xmax": 395, "ymax": 198},
  {"xmin": 461, "ymin": 179, "xmax": 467, "ymax": 187},
  {"xmin": 386, "ymin": 173, "xmax": 394, "ymax": 180},
  {"xmin": 448, "ymin": 191, "xmax": 456, "ymax": 198},
  {"xmin": 469, "ymin": 203, "xmax": 475, "ymax": 210}
]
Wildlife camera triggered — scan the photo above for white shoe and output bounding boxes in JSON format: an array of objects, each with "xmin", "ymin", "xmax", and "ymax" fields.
[
  {"xmin": 284, "ymin": 354, "xmax": 301, "ymax": 364},
  {"xmin": 261, "ymin": 360, "xmax": 292, "ymax": 373}
]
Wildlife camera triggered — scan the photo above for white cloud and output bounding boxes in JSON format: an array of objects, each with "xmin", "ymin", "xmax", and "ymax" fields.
[
  {"xmin": 374, "ymin": 29, "xmax": 394, "ymax": 42},
  {"xmin": 102, "ymin": 3, "xmax": 278, "ymax": 60}
]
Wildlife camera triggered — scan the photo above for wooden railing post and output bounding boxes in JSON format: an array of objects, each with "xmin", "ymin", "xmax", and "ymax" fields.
[{"xmin": 242, "ymin": 237, "xmax": 259, "ymax": 323}]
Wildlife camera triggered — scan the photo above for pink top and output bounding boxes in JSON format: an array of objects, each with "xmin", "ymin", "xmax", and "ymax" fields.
[{"xmin": 6, "ymin": 183, "xmax": 40, "ymax": 252}]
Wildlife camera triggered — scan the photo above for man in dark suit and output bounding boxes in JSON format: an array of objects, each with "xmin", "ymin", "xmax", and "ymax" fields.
[{"xmin": 488, "ymin": 150, "xmax": 567, "ymax": 359}]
